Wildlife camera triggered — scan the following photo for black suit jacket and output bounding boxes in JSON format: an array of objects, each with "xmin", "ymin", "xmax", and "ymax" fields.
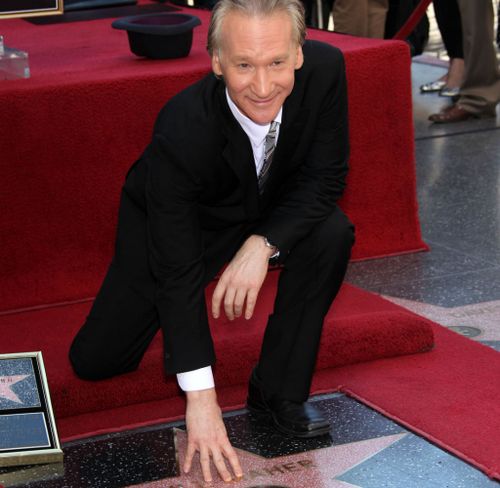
[{"xmin": 119, "ymin": 40, "xmax": 349, "ymax": 373}]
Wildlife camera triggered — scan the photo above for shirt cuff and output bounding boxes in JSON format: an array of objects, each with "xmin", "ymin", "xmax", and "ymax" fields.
[{"xmin": 176, "ymin": 366, "xmax": 215, "ymax": 392}]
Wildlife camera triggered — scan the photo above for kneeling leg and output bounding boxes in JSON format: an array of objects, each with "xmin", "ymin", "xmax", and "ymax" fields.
[
  {"xmin": 258, "ymin": 207, "xmax": 354, "ymax": 401},
  {"xmin": 69, "ymin": 262, "xmax": 159, "ymax": 380}
]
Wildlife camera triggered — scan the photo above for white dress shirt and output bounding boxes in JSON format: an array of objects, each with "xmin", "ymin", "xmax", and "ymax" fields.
[
  {"xmin": 176, "ymin": 90, "xmax": 282, "ymax": 392},
  {"xmin": 226, "ymin": 90, "xmax": 282, "ymax": 174}
]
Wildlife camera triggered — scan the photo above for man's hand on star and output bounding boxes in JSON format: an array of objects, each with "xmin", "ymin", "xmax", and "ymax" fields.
[
  {"xmin": 212, "ymin": 235, "xmax": 274, "ymax": 321},
  {"xmin": 183, "ymin": 235, "xmax": 271, "ymax": 483},
  {"xmin": 183, "ymin": 388, "xmax": 243, "ymax": 483}
]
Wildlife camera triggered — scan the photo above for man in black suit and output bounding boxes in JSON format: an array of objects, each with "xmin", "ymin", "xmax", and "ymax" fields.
[{"xmin": 70, "ymin": 0, "xmax": 353, "ymax": 482}]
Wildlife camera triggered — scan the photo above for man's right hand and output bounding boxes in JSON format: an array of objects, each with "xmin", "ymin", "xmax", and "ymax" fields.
[
  {"xmin": 183, "ymin": 388, "xmax": 243, "ymax": 483},
  {"xmin": 212, "ymin": 235, "xmax": 273, "ymax": 321}
]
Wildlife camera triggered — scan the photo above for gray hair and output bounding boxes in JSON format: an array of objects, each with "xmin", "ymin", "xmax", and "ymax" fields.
[{"xmin": 207, "ymin": 0, "xmax": 306, "ymax": 56}]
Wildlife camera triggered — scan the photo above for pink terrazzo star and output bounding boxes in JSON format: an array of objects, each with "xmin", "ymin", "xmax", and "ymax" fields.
[
  {"xmin": 130, "ymin": 429, "xmax": 406, "ymax": 488},
  {"xmin": 384, "ymin": 296, "xmax": 500, "ymax": 341},
  {"xmin": 0, "ymin": 375, "xmax": 29, "ymax": 404}
]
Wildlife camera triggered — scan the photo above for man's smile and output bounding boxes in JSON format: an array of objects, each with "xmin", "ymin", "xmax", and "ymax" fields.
[{"xmin": 250, "ymin": 96, "xmax": 277, "ymax": 105}]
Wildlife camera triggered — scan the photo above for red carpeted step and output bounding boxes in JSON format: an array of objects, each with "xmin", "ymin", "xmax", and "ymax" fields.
[{"xmin": 0, "ymin": 273, "xmax": 434, "ymax": 438}]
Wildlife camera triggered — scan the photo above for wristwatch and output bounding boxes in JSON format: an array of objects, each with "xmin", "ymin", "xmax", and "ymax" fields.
[{"xmin": 262, "ymin": 236, "xmax": 280, "ymax": 260}]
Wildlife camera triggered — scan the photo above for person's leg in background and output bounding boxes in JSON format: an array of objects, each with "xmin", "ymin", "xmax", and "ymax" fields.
[
  {"xmin": 430, "ymin": 0, "xmax": 500, "ymax": 122},
  {"xmin": 332, "ymin": 0, "xmax": 369, "ymax": 36},
  {"xmin": 421, "ymin": 0, "xmax": 464, "ymax": 96},
  {"xmin": 332, "ymin": 0, "xmax": 388, "ymax": 38},
  {"xmin": 301, "ymin": 0, "xmax": 335, "ymax": 29},
  {"xmin": 497, "ymin": 0, "xmax": 500, "ymax": 48},
  {"xmin": 301, "ymin": 0, "xmax": 314, "ymax": 26},
  {"xmin": 367, "ymin": 0, "xmax": 389, "ymax": 39},
  {"xmin": 321, "ymin": 0, "xmax": 335, "ymax": 30},
  {"xmin": 457, "ymin": 0, "xmax": 500, "ymax": 115}
]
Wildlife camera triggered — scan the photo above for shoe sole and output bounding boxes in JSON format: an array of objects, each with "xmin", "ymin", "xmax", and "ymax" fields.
[{"xmin": 246, "ymin": 402, "xmax": 331, "ymax": 438}]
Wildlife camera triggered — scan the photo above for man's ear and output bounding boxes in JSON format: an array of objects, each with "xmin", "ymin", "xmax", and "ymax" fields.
[
  {"xmin": 295, "ymin": 45, "xmax": 304, "ymax": 70},
  {"xmin": 212, "ymin": 52, "xmax": 223, "ymax": 77}
]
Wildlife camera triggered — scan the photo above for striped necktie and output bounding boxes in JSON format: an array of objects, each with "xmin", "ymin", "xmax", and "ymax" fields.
[{"xmin": 258, "ymin": 120, "xmax": 279, "ymax": 192}]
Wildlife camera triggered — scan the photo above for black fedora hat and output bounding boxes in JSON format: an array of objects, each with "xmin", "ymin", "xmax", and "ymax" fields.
[{"xmin": 112, "ymin": 12, "xmax": 201, "ymax": 59}]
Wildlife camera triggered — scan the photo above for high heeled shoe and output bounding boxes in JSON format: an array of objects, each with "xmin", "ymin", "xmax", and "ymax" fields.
[{"xmin": 420, "ymin": 79, "xmax": 446, "ymax": 93}]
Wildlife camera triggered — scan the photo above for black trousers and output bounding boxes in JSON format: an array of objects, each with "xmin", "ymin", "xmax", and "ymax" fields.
[
  {"xmin": 70, "ymin": 199, "xmax": 354, "ymax": 403},
  {"xmin": 433, "ymin": 0, "xmax": 463, "ymax": 59},
  {"xmin": 498, "ymin": 1, "xmax": 500, "ymax": 48}
]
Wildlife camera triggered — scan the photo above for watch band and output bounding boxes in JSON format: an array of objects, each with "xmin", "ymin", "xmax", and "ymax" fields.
[{"xmin": 263, "ymin": 236, "xmax": 280, "ymax": 260}]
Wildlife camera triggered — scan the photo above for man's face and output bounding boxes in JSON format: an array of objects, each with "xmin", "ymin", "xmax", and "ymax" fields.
[{"xmin": 212, "ymin": 11, "xmax": 304, "ymax": 125}]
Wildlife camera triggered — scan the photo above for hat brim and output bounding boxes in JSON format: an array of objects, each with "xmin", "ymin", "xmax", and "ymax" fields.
[{"xmin": 112, "ymin": 13, "xmax": 201, "ymax": 59}]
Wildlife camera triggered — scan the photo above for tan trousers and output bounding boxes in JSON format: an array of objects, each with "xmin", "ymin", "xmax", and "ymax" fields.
[
  {"xmin": 332, "ymin": 0, "xmax": 389, "ymax": 38},
  {"xmin": 457, "ymin": 0, "xmax": 500, "ymax": 115}
]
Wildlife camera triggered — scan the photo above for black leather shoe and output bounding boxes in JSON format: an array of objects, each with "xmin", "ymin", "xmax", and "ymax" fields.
[{"xmin": 246, "ymin": 369, "xmax": 330, "ymax": 438}]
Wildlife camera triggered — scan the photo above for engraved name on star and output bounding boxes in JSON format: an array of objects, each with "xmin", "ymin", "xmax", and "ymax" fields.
[
  {"xmin": 0, "ymin": 375, "xmax": 29, "ymax": 404},
  {"xmin": 130, "ymin": 428, "xmax": 407, "ymax": 488}
]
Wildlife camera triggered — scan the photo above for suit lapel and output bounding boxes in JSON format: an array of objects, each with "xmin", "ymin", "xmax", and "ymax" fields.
[
  {"xmin": 217, "ymin": 85, "xmax": 260, "ymax": 219},
  {"xmin": 260, "ymin": 97, "xmax": 309, "ymax": 200},
  {"xmin": 274, "ymin": 101, "xmax": 309, "ymax": 164}
]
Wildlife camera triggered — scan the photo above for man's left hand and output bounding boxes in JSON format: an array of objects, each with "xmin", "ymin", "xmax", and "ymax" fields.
[{"xmin": 212, "ymin": 235, "xmax": 273, "ymax": 321}]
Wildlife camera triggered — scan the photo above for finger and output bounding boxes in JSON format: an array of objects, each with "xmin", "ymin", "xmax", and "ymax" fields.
[
  {"xmin": 233, "ymin": 289, "xmax": 247, "ymax": 318},
  {"xmin": 222, "ymin": 442, "xmax": 243, "ymax": 479},
  {"xmin": 211, "ymin": 448, "xmax": 232, "ymax": 482},
  {"xmin": 223, "ymin": 287, "xmax": 236, "ymax": 321},
  {"xmin": 211, "ymin": 280, "xmax": 226, "ymax": 319},
  {"xmin": 245, "ymin": 288, "xmax": 259, "ymax": 320},
  {"xmin": 183, "ymin": 442, "xmax": 197, "ymax": 474},
  {"xmin": 199, "ymin": 446, "xmax": 212, "ymax": 483}
]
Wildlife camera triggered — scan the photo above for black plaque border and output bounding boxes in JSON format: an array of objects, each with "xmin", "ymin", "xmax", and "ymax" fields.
[
  {"xmin": 0, "ymin": 352, "xmax": 63, "ymax": 467},
  {"xmin": 0, "ymin": 0, "xmax": 64, "ymax": 20}
]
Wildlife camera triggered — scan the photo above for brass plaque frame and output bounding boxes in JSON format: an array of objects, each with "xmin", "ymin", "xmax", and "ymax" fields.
[
  {"xmin": 0, "ymin": 352, "xmax": 63, "ymax": 467},
  {"xmin": 0, "ymin": 1, "xmax": 64, "ymax": 19}
]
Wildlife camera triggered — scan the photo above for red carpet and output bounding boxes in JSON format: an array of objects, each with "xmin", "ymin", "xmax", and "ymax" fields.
[
  {"xmin": 0, "ymin": 3, "xmax": 427, "ymax": 313},
  {"xmin": 0, "ymin": 272, "xmax": 434, "ymax": 436},
  {"xmin": 313, "ymin": 325, "xmax": 500, "ymax": 481}
]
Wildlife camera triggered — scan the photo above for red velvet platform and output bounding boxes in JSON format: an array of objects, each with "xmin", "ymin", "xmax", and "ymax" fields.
[{"xmin": 0, "ymin": 2, "xmax": 426, "ymax": 313}]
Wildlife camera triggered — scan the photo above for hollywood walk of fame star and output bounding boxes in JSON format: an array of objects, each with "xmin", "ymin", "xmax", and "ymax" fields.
[
  {"xmin": 128, "ymin": 429, "xmax": 407, "ymax": 488},
  {"xmin": 0, "ymin": 375, "xmax": 29, "ymax": 404}
]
